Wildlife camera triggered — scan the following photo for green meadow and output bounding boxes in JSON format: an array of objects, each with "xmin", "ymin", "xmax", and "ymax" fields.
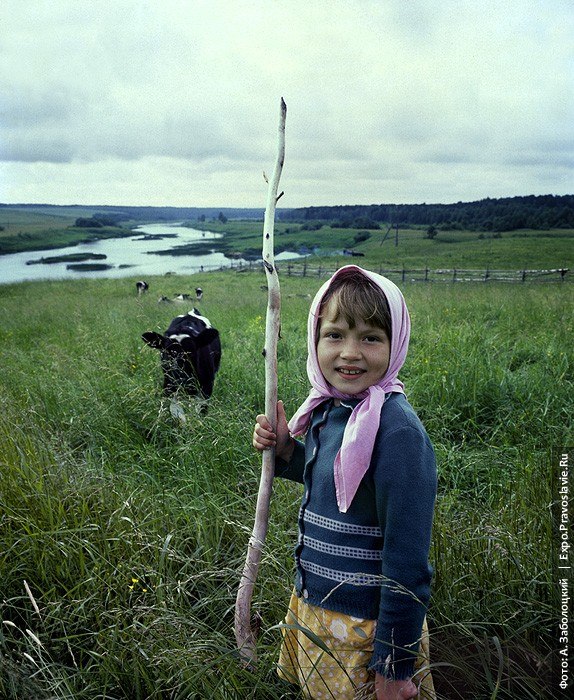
[
  {"xmin": 190, "ymin": 220, "xmax": 574, "ymax": 271},
  {"xmin": 0, "ymin": 210, "xmax": 133, "ymax": 255},
  {"xmin": 1, "ymin": 264, "xmax": 571, "ymax": 699}
]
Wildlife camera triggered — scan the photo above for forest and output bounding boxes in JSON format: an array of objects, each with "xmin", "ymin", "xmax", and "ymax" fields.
[{"xmin": 280, "ymin": 194, "xmax": 574, "ymax": 232}]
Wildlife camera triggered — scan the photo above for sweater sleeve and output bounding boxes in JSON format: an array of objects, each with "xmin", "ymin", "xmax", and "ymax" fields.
[
  {"xmin": 368, "ymin": 424, "xmax": 437, "ymax": 680},
  {"xmin": 274, "ymin": 438, "xmax": 306, "ymax": 484}
]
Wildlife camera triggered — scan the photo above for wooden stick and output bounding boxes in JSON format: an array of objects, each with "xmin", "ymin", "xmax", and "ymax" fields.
[{"xmin": 234, "ymin": 98, "xmax": 287, "ymax": 668}]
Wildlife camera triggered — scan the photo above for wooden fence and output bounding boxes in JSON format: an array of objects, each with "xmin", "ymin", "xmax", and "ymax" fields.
[
  {"xmin": 208, "ymin": 260, "xmax": 570, "ymax": 284},
  {"xmin": 283, "ymin": 264, "xmax": 571, "ymax": 284},
  {"xmin": 188, "ymin": 260, "xmax": 573, "ymax": 283}
]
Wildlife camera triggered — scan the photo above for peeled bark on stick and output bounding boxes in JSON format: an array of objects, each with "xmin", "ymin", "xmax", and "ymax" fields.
[{"xmin": 234, "ymin": 98, "xmax": 287, "ymax": 668}]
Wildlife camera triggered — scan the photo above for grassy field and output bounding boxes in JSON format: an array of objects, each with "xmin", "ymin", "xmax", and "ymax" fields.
[
  {"xmin": 0, "ymin": 208, "xmax": 135, "ymax": 255},
  {"xmin": 0, "ymin": 268, "xmax": 571, "ymax": 699},
  {"xmin": 190, "ymin": 220, "xmax": 574, "ymax": 271}
]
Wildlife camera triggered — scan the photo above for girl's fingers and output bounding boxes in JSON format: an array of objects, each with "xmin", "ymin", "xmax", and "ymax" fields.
[
  {"xmin": 253, "ymin": 438, "xmax": 275, "ymax": 450},
  {"xmin": 255, "ymin": 414, "xmax": 272, "ymax": 431},
  {"xmin": 254, "ymin": 416, "xmax": 274, "ymax": 438},
  {"xmin": 254, "ymin": 427, "xmax": 275, "ymax": 443},
  {"xmin": 253, "ymin": 404, "xmax": 288, "ymax": 451},
  {"xmin": 253, "ymin": 418, "xmax": 277, "ymax": 450}
]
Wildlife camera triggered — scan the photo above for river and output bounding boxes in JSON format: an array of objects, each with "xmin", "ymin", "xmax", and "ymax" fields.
[{"xmin": 0, "ymin": 223, "xmax": 301, "ymax": 285}]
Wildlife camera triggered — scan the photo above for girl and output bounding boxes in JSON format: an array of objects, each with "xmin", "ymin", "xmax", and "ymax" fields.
[{"xmin": 253, "ymin": 266, "xmax": 437, "ymax": 700}]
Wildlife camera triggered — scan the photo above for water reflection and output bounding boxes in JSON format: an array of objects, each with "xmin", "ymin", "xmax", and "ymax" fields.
[{"xmin": 0, "ymin": 223, "xmax": 301, "ymax": 285}]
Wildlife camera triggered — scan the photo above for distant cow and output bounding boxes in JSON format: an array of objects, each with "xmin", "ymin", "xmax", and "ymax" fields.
[
  {"xmin": 157, "ymin": 295, "xmax": 188, "ymax": 304},
  {"xmin": 142, "ymin": 309, "xmax": 221, "ymax": 402},
  {"xmin": 157, "ymin": 291, "xmax": 202, "ymax": 304},
  {"xmin": 136, "ymin": 280, "xmax": 149, "ymax": 295}
]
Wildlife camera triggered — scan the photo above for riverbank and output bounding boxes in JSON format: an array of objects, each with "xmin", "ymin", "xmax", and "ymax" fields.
[
  {"xmin": 1, "ymin": 205, "xmax": 572, "ymax": 271},
  {"xmin": 189, "ymin": 219, "xmax": 574, "ymax": 270},
  {"xmin": 0, "ymin": 224, "xmax": 236, "ymax": 285},
  {"xmin": 0, "ymin": 205, "xmax": 264, "ymax": 256}
]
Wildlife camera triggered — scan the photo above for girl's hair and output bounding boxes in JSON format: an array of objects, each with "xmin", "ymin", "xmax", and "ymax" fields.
[{"xmin": 318, "ymin": 268, "xmax": 392, "ymax": 341}]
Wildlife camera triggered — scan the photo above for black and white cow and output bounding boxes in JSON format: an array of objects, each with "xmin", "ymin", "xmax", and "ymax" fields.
[
  {"xmin": 142, "ymin": 309, "xmax": 221, "ymax": 401},
  {"xmin": 157, "ymin": 292, "xmax": 201, "ymax": 304},
  {"xmin": 136, "ymin": 280, "xmax": 149, "ymax": 295}
]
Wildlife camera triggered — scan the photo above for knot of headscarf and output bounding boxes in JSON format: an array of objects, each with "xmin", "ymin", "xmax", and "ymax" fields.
[{"xmin": 287, "ymin": 265, "xmax": 411, "ymax": 512}]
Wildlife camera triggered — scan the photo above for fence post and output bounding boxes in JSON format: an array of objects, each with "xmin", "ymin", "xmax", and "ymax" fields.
[
  {"xmin": 484, "ymin": 268, "xmax": 489, "ymax": 282},
  {"xmin": 453, "ymin": 269, "xmax": 457, "ymax": 283},
  {"xmin": 402, "ymin": 267, "xmax": 406, "ymax": 283},
  {"xmin": 522, "ymin": 269, "xmax": 526, "ymax": 282},
  {"xmin": 303, "ymin": 260, "xmax": 307, "ymax": 277},
  {"xmin": 424, "ymin": 267, "xmax": 429, "ymax": 282}
]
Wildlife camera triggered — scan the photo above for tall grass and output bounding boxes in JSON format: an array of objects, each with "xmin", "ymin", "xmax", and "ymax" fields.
[{"xmin": 0, "ymin": 272, "xmax": 571, "ymax": 698}]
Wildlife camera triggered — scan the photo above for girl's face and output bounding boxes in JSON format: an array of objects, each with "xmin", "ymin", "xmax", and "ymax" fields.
[{"xmin": 316, "ymin": 297, "xmax": 391, "ymax": 395}]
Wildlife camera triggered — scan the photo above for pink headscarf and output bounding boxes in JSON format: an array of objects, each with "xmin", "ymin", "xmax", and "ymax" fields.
[{"xmin": 287, "ymin": 265, "xmax": 411, "ymax": 512}]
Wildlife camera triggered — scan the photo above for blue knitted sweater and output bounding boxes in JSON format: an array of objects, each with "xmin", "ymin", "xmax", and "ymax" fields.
[{"xmin": 275, "ymin": 392, "xmax": 436, "ymax": 680}]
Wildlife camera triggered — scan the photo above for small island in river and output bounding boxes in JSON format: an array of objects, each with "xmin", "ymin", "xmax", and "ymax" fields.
[
  {"xmin": 66, "ymin": 263, "xmax": 114, "ymax": 272},
  {"xmin": 26, "ymin": 252, "xmax": 107, "ymax": 266}
]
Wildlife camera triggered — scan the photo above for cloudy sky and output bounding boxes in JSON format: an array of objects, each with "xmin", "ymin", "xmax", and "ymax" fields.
[{"xmin": 1, "ymin": 0, "xmax": 572, "ymax": 208}]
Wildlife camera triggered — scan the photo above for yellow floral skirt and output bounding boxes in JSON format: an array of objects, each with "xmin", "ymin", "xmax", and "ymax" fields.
[{"xmin": 277, "ymin": 591, "xmax": 436, "ymax": 700}]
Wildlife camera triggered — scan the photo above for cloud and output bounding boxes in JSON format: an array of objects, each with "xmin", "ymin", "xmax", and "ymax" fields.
[{"xmin": 0, "ymin": 0, "xmax": 572, "ymax": 206}]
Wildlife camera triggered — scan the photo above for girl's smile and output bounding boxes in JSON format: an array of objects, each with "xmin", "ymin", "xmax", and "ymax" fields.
[{"xmin": 317, "ymin": 297, "xmax": 391, "ymax": 395}]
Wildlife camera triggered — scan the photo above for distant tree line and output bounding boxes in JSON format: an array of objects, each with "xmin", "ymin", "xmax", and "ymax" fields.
[
  {"xmin": 74, "ymin": 211, "xmax": 232, "ymax": 228},
  {"xmin": 280, "ymin": 194, "xmax": 574, "ymax": 231},
  {"xmin": 74, "ymin": 212, "xmax": 126, "ymax": 228}
]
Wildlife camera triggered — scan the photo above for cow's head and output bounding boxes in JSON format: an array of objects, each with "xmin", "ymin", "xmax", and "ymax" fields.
[{"xmin": 142, "ymin": 309, "xmax": 221, "ymax": 398}]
